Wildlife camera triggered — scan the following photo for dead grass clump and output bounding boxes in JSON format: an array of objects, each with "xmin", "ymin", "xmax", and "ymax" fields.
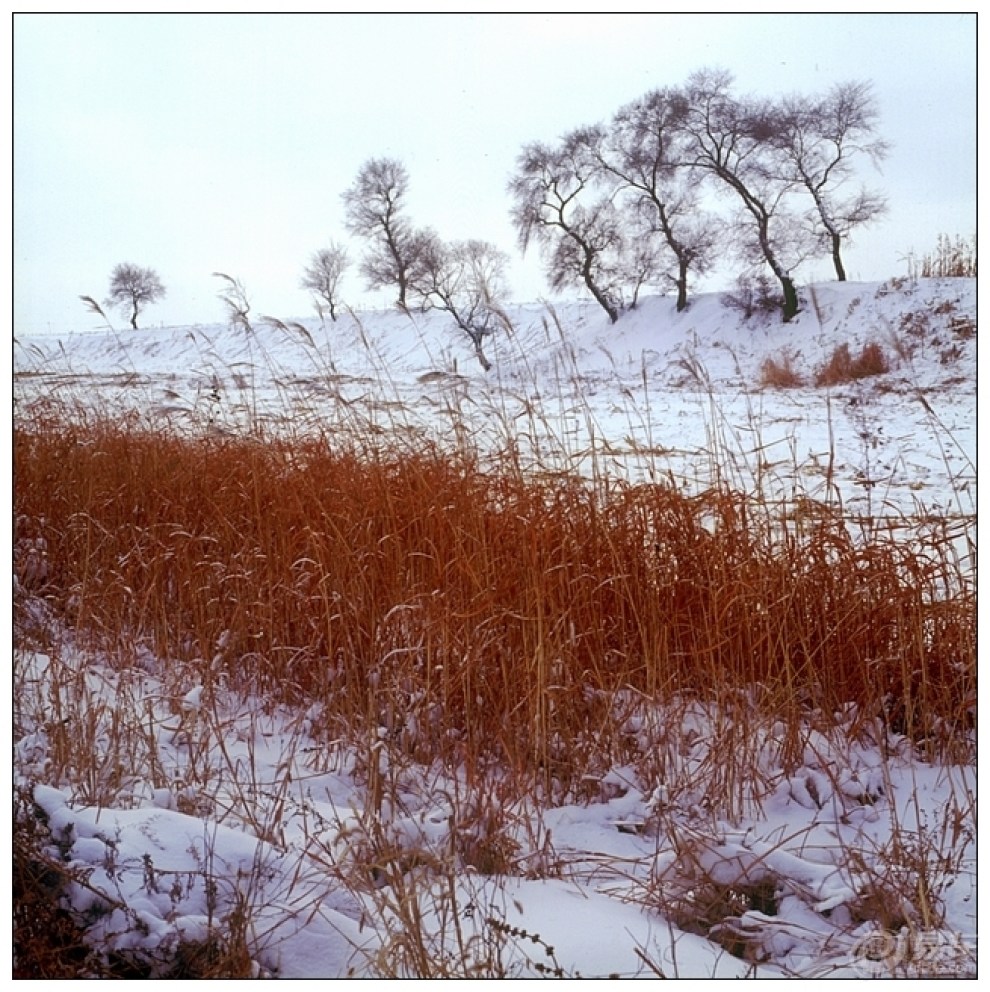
[
  {"xmin": 814, "ymin": 341, "xmax": 891, "ymax": 386},
  {"xmin": 949, "ymin": 314, "xmax": 976, "ymax": 340},
  {"xmin": 815, "ymin": 343, "xmax": 854, "ymax": 385},
  {"xmin": 904, "ymin": 233, "xmax": 977, "ymax": 280},
  {"xmin": 759, "ymin": 351, "xmax": 804, "ymax": 388},
  {"xmin": 855, "ymin": 341, "xmax": 892, "ymax": 377}
]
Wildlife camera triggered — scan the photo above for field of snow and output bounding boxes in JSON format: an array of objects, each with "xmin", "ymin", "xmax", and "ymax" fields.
[
  {"xmin": 15, "ymin": 277, "xmax": 976, "ymax": 520},
  {"xmin": 13, "ymin": 277, "xmax": 977, "ymax": 978}
]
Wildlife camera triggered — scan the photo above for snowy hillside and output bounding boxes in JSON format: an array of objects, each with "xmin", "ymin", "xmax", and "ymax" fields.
[
  {"xmin": 15, "ymin": 277, "xmax": 976, "ymax": 520},
  {"xmin": 13, "ymin": 277, "xmax": 976, "ymax": 979}
]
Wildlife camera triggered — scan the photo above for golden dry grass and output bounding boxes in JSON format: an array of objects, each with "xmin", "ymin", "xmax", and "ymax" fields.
[
  {"xmin": 14, "ymin": 401, "xmax": 975, "ymax": 796},
  {"xmin": 759, "ymin": 351, "xmax": 805, "ymax": 388},
  {"xmin": 814, "ymin": 340, "xmax": 891, "ymax": 387}
]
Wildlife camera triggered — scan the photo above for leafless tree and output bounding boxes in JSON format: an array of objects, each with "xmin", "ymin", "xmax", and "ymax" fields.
[
  {"xmin": 412, "ymin": 235, "xmax": 510, "ymax": 372},
  {"xmin": 594, "ymin": 90, "xmax": 719, "ymax": 311},
  {"xmin": 105, "ymin": 263, "xmax": 165, "ymax": 329},
  {"xmin": 765, "ymin": 81, "xmax": 889, "ymax": 281},
  {"xmin": 342, "ymin": 157, "xmax": 424, "ymax": 311},
  {"xmin": 508, "ymin": 134, "xmax": 626, "ymax": 324},
  {"xmin": 301, "ymin": 242, "xmax": 349, "ymax": 322},
  {"xmin": 680, "ymin": 69, "xmax": 816, "ymax": 322}
]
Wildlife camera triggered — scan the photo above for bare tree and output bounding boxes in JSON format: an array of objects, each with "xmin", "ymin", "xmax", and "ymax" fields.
[
  {"xmin": 301, "ymin": 242, "xmax": 349, "ymax": 322},
  {"xmin": 412, "ymin": 235, "xmax": 510, "ymax": 372},
  {"xmin": 766, "ymin": 81, "xmax": 889, "ymax": 281},
  {"xmin": 680, "ymin": 69, "xmax": 815, "ymax": 322},
  {"xmin": 342, "ymin": 157, "xmax": 423, "ymax": 311},
  {"xmin": 593, "ymin": 90, "xmax": 719, "ymax": 312},
  {"xmin": 105, "ymin": 263, "xmax": 166, "ymax": 329},
  {"xmin": 508, "ymin": 134, "xmax": 626, "ymax": 324}
]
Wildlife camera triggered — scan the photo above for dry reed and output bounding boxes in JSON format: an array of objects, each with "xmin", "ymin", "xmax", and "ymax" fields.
[
  {"xmin": 759, "ymin": 351, "xmax": 804, "ymax": 389},
  {"xmin": 14, "ymin": 397, "xmax": 974, "ymax": 797},
  {"xmin": 814, "ymin": 340, "xmax": 891, "ymax": 387}
]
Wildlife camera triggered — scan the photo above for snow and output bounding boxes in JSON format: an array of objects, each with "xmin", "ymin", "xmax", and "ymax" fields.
[
  {"xmin": 15, "ymin": 278, "xmax": 976, "ymax": 522},
  {"xmin": 13, "ymin": 278, "xmax": 977, "ymax": 978}
]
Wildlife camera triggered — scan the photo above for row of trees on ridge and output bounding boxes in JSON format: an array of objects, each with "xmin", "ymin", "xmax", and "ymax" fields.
[
  {"xmin": 90, "ymin": 69, "xmax": 891, "ymax": 351},
  {"xmin": 510, "ymin": 68, "xmax": 888, "ymax": 324},
  {"xmin": 329, "ymin": 69, "xmax": 888, "ymax": 332}
]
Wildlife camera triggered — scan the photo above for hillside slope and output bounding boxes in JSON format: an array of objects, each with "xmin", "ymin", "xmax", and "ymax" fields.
[{"xmin": 15, "ymin": 277, "xmax": 976, "ymax": 519}]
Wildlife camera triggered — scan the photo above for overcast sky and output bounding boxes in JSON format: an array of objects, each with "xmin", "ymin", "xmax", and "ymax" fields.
[{"xmin": 13, "ymin": 12, "xmax": 977, "ymax": 334}]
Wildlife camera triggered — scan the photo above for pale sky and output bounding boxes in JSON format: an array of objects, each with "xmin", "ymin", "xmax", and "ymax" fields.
[{"xmin": 13, "ymin": 12, "xmax": 977, "ymax": 334}]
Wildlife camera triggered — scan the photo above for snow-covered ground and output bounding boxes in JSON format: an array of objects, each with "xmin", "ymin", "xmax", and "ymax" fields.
[
  {"xmin": 15, "ymin": 277, "xmax": 976, "ymax": 520},
  {"xmin": 13, "ymin": 278, "xmax": 977, "ymax": 978},
  {"xmin": 15, "ymin": 644, "xmax": 978, "ymax": 978}
]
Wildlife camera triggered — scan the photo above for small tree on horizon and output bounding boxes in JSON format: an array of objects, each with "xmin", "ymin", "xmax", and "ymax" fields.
[
  {"xmin": 301, "ymin": 243, "xmax": 350, "ymax": 322},
  {"xmin": 593, "ymin": 90, "xmax": 719, "ymax": 312},
  {"xmin": 679, "ymin": 69, "xmax": 815, "ymax": 322},
  {"xmin": 105, "ymin": 263, "xmax": 166, "ymax": 329},
  {"xmin": 412, "ymin": 234, "xmax": 510, "ymax": 372},
  {"xmin": 342, "ymin": 157, "xmax": 425, "ymax": 312}
]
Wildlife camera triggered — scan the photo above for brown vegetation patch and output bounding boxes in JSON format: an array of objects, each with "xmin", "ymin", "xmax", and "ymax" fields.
[
  {"xmin": 814, "ymin": 341, "xmax": 891, "ymax": 387},
  {"xmin": 759, "ymin": 351, "xmax": 804, "ymax": 388}
]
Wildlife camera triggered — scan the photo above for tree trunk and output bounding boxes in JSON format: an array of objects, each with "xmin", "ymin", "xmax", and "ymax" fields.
[
  {"xmin": 657, "ymin": 202, "xmax": 691, "ymax": 312},
  {"xmin": 753, "ymin": 216, "xmax": 799, "ymax": 323},
  {"xmin": 805, "ymin": 182, "xmax": 847, "ymax": 282},
  {"xmin": 580, "ymin": 255, "xmax": 619, "ymax": 323},
  {"xmin": 780, "ymin": 274, "xmax": 799, "ymax": 322},
  {"xmin": 386, "ymin": 225, "xmax": 409, "ymax": 312},
  {"xmin": 675, "ymin": 258, "xmax": 689, "ymax": 312},
  {"xmin": 830, "ymin": 231, "xmax": 847, "ymax": 282},
  {"xmin": 130, "ymin": 302, "xmax": 139, "ymax": 330},
  {"xmin": 473, "ymin": 338, "xmax": 492, "ymax": 372},
  {"xmin": 587, "ymin": 278, "xmax": 619, "ymax": 323},
  {"xmin": 454, "ymin": 314, "xmax": 493, "ymax": 373}
]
